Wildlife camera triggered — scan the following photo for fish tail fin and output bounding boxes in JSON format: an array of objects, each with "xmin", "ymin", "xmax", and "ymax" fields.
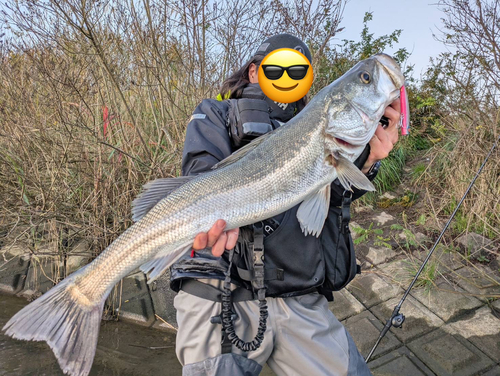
[{"xmin": 3, "ymin": 273, "xmax": 104, "ymax": 376}]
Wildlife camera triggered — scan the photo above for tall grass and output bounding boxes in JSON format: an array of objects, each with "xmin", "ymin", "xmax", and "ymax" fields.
[
  {"xmin": 420, "ymin": 116, "xmax": 499, "ymax": 239},
  {"xmin": 0, "ymin": 1, "xmax": 222, "ymax": 265},
  {"xmin": 0, "ymin": 44, "xmax": 189, "ymax": 265}
]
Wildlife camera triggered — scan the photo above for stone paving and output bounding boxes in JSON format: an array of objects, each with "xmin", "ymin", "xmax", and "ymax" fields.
[
  {"xmin": 327, "ymin": 221, "xmax": 500, "ymax": 376},
  {"xmin": 332, "ymin": 259, "xmax": 500, "ymax": 376}
]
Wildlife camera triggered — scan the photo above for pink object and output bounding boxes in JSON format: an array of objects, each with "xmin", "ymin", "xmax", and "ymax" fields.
[
  {"xmin": 400, "ymin": 85, "xmax": 410, "ymax": 135},
  {"xmin": 103, "ymin": 106, "xmax": 109, "ymax": 138}
]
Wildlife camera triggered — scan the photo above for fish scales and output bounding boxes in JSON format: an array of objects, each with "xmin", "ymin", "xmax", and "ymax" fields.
[
  {"xmin": 3, "ymin": 53, "xmax": 405, "ymax": 376},
  {"xmin": 80, "ymin": 114, "xmax": 326, "ymax": 300}
]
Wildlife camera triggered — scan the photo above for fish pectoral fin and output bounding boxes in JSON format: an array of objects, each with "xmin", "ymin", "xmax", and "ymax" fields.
[
  {"xmin": 140, "ymin": 244, "xmax": 192, "ymax": 283},
  {"xmin": 297, "ymin": 184, "xmax": 331, "ymax": 238},
  {"xmin": 132, "ymin": 176, "xmax": 195, "ymax": 222},
  {"xmin": 335, "ymin": 154, "xmax": 376, "ymax": 192}
]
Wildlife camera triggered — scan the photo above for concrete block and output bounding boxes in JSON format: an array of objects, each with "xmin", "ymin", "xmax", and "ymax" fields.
[
  {"xmin": 414, "ymin": 232, "xmax": 430, "ymax": 245},
  {"xmin": 493, "ymin": 299, "xmax": 500, "ymax": 310},
  {"xmin": 149, "ymin": 271, "xmax": 178, "ymax": 329},
  {"xmin": 112, "ymin": 272, "xmax": 155, "ymax": 326},
  {"xmin": 452, "ymin": 265, "xmax": 500, "ymax": 302},
  {"xmin": 65, "ymin": 240, "xmax": 92, "ymax": 275},
  {"xmin": 444, "ymin": 306, "xmax": 500, "ymax": 362},
  {"xmin": 371, "ymin": 296, "xmax": 444, "ymax": 343},
  {"xmin": 372, "ymin": 211, "xmax": 395, "ymax": 225},
  {"xmin": 481, "ymin": 366, "xmax": 500, "ymax": 376},
  {"xmin": 354, "ymin": 204, "xmax": 373, "ymax": 214},
  {"xmin": 369, "ymin": 346, "xmax": 435, "ymax": 376},
  {"xmin": 21, "ymin": 254, "xmax": 63, "ymax": 298},
  {"xmin": 456, "ymin": 233, "xmax": 492, "ymax": 252},
  {"xmin": 376, "ymin": 259, "xmax": 415, "ymax": 288},
  {"xmin": 380, "ymin": 192, "xmax": 397, "ymax": 200},
  {"xmin": 346, "ymin": 271, "xmax": 402, "ymax": 308},
  {"xmin": 365, "ymin": 246, "xmax": 397, "ymax": 266},
  {"xmin": 329, "ymin": 289, "xmax": 365, "ymax": 321},
  {"xmin": 343, "ymin": 311, "xmax": 401, "ymax": 360},
  {"xmin": 411, "ymin": 279, "xmax": 484, "ymax": 322},
  {"xmin": 407, "ymin": 329, "xmax": 494, "ymax": 376},
  {"xmin": 415, "ymin": 245, "xmax": 465, "ymax": 272},
  {"xmin": 0, "ymin": 244, "xmax": 29, "ymax": 258},
  {"xmin": 349, "ymin": 221, "xmax": 361, "ymax": 240},
  {"xmin": 0, "ymin": 245, "xmax": 30, "ymax": 294},
  {"xmin": 356, "ymin": 258, "xmax": 373, "ymax": 272}
]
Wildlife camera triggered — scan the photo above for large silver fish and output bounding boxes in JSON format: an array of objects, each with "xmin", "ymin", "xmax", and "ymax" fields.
[{"xmin": 3, "ymin": 54, "xmax": 404, "ymax": 376}]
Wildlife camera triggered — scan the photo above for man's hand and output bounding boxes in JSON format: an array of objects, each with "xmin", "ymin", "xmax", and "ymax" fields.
[
  {"xmin": 361, "ymin": 99, "xmax": 401, "ymax": 174},
  {"xmin": 193, "ymin": 219, "xmax": 240, "ymax": 257}
]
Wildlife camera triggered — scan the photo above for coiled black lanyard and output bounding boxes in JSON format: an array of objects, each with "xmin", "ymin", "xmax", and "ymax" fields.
[{"xmin": 221, "ymin": 223, "xmax": 269, "ymax": 352}]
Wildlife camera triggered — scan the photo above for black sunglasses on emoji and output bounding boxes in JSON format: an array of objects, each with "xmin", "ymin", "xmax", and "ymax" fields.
[{"xmin": 262, "ymin": 64, "xmax": 309, "ymax": 80}]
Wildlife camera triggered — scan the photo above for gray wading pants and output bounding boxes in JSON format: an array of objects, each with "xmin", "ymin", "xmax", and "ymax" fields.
[{"xmin": 174, "ymin": 280, "xmax": 372, "ymax": 376}]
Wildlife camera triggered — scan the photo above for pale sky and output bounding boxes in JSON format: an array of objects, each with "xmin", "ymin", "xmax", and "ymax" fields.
[
  {"xmin": 0, "ymin": 1, "xmax": 451, "ymax": 81},
  {"xmin": 338, "ymin": 0, "xmax": 450, "ymax": 80}
]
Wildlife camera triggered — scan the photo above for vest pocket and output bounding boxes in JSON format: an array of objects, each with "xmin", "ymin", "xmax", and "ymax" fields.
[
  {"xmin": 262, "ymin": 205, "xmax": 325, "ymax": 297},
  {"xmin": 321, "ymin": 207, "xmax": 358, "ymax": 291}
]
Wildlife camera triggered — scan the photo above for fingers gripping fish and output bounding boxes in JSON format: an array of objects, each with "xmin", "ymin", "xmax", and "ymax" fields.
[{"xmin": 3, "ymin": 54, "xmax": 404, "ymax": 376}]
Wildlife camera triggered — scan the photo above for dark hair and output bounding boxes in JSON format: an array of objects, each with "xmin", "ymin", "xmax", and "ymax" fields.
[
  {"xmin": 219, "ymin": 55, "xmax": 263, "ymax": 100},
  {"xmin": 219, "ymin": 56, "xmax": 308, "ymax": 109}
]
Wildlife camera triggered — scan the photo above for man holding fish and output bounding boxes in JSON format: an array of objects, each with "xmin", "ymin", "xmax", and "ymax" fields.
[{"xmin": 173, "ymin": 34, "xmax": 402, "ymax": 376}]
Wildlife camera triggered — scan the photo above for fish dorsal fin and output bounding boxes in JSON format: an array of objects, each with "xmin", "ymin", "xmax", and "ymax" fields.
[
  {"xmin": 131, "ymin": 176, "xmax": 194, "ymax": 222},
  {"xmin": 297, "ymin": 184, "xmax": 331, "ymax": 237},
  {"xmin": 141, "ymin": 243, "xmax": 192, "ymax": 283},
  {"xmin": 335, "ymin": 154, "xmax": 376, "ymax": 192},
  {"xmin": 212, "ymin": 128, "xmax": 279, "ymax": 170}
]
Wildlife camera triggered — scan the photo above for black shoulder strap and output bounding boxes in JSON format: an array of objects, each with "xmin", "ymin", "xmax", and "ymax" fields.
[
  {"xmin": 251, "ymin": 223, "xmax": 266, "ymax": 299},
  {"xmin": 339, "ymin": 190, "xmax": 352, "ymax": 234}
]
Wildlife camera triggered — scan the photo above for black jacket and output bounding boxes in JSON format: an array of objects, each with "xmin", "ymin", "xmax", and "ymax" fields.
[{"xmin": 170, "ymin": 86, "xmax": 377, "ymax": 298}]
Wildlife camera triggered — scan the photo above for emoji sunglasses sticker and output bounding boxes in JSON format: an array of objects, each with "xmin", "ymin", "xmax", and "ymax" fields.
[
  {"xmin": 262, "ymin": 65, "xmax": 310, "ymax": 81},
  {"xmin": 258, "ymin": 48, "xmax": 313, "ymax": 103}
]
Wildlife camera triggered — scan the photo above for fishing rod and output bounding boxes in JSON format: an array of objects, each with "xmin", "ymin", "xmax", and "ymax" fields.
[{"xmin": 365, "ymin": 132, "xmax": 500, "ymax": 363}]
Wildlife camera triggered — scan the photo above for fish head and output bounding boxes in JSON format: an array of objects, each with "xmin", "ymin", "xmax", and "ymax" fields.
[{"xmin": 323, "ymin": 53, "xmax": 405, "ymax": 160}]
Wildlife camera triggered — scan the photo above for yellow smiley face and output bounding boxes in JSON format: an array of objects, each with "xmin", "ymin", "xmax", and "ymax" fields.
[{"xmin": 258, "ymin": 48, "xmax": 314, "ymax": 103}]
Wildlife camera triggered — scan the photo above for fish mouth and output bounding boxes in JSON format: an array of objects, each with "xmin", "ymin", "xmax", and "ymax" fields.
[
  {"xmin": 327, "ymin": 133, "xmax": 362, "ymax": 149},
  {"xmin": 272, "ymin": 83, "xmax": 298, "ymax": 91},
  {"xmin": 335, "ymin": 137, "xmax": 354, "ymax": 147}
]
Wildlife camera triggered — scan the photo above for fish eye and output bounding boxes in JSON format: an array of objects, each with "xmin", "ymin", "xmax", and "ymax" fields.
[{"xmin": 360, "ymin": 71, "xmax": 371, "ymax": 84}]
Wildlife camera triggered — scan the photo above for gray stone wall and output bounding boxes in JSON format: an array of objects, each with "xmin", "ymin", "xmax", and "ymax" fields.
[{"xmin": 0, "ymin": 245, "xmax": 179, "ymax": 330}]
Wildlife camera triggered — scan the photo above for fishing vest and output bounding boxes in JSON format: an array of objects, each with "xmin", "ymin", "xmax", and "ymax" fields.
[
  {"xmin": 170, "ymin": 85, "xmax": 370, "ymax": 298},
  {"xmin": 225, "ymin": 83, "xmax": 299, "ymax": 148}
]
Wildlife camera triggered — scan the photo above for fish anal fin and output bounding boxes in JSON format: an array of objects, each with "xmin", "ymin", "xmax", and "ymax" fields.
[
  {"xmin": 140, "ymin": 244, "xmax": 192, "ymax": 283},
  {"xmin": 297, "ymin": 184, "xmax": 331, "ymax": 237}
]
